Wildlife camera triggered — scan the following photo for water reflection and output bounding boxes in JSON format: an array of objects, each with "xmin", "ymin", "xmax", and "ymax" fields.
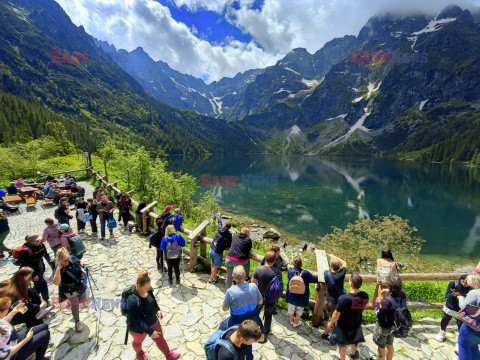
[{"xmin": 167, "ymin": 154, "xmax": 480, "ymax": 257}]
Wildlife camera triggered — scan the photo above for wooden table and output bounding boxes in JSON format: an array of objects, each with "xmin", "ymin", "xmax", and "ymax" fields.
[
  {"xmin": 59, "ymin": 190, "xmax": 71, "ymax": 196},
  {"xmin": 2, "ymin": 195, "xmax": 22, "ymax": 203}
]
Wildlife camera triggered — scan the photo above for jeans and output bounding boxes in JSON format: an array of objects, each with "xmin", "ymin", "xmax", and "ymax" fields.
[
  {"xmin": 130, "ymin": 321, "xmax": 170, "ymax": 358},
  {"xmin": 458, "ymin": 323, "xmax": 480, "ymax": 360},
  {"xmin": 259, "ymin": 302, "xmax": 276, "ymax": 333},
  {"xmin": 100, "ymin": 218, "xmax": 113, "ymax": 238},
  {"xmin": 225, "ymin": 258, "xmax": 250, "ymax": 289},
  {"xmin": 166, "ymin": 258, "xmax": 181, "ymax": 283},
  {"xmin": 11, "ymin": 324, "xmax": 50, "ymax": 360}
]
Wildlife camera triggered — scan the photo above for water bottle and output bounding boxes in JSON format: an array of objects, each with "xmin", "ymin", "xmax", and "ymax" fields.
[{"xmin": 4, "ymin": 257, "xmax": 17, "ymax": 263}]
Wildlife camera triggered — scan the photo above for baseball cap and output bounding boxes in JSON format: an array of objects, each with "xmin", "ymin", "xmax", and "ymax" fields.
[
  {"xmin": 166, "ymin": 205, "xmax": 173, "ymax": 211},
  {"xmin": 100, "ymin": 196, "xmax": 107, "ymax": 200},
  {"xmin": 26, "ymin": 234, "xmax": 42, "ymax": 242},
  {"xmin": 59, "ymin": 224, "xmax": 70, "ymax": 230}
]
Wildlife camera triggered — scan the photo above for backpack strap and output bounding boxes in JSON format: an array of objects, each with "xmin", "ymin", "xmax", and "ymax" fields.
[
  {"xmin": 326, "ymin": 270, "xmax": 344, "ymax": 296},
  {"xmin": 214, "ymin": 340, "xmax": 239, "ymax": 360}
]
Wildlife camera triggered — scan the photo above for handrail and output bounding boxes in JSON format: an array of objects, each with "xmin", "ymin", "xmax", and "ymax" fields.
[{"xmin": 85, "ymin": 166, "xmax": 466, "ymax": 318}]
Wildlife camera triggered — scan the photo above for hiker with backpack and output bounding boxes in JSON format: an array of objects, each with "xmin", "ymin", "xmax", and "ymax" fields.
[
  {"xmin": 173, "ymin": 208, "xmax": 183, "ymax": 232},
  {"xmin": 205, "ymin": 319, "xmax": 263, "ymax": 360},
  {"xmin": 117, "ymin": 194, "xmax": 132, "ymax": 227},
  {"xmin": 209, "ymin": 211, "xmax": 232, "ymax": 284},
  {"xmin": 124, "ymin": 271, "xmax": 180, "ymax": 360},
  {"xmin": 374, "ymin": 249, "xmax": 398, "ymax": 303},
  {"xmin": 436, "ymin": 275, "xmax": 471, "ymax": 351},
  {"xmin": 75, "ymin": 197, "xmax": 87, "ymax": 233},
  {"xmin": 0, "ymin": 297, "xmax": 51, "ymax": 360},
  {"xmin": 0, "ymin": 267, "xmax": 50, "ymax": 328},
  {"xmin": 324, "ymin": 274, "xmax": 369, "ymax": 360},
  {"xmin": 373, "ymin": 274, "xmax": 410, "ymax": 360},
  {"xmin": 454, "ymin": 274, "xmax": 480, "ymax": 359},
  {"xmin": 13, "ymin": 234, "xmax": 54, "ymax": 304},
  {"xmin": 286, "ymin": 257, "xmax": 318, "ymax": 328},
  {"xmin": 53, "ymin": 247, "xmax": 89, "ymax": 333},
  {"xmin": 225, "ymin": 228, "xmax": 253, "ymax": 289},
  {"xmin": 222, "ymin": 266, "xmax": 264, "ymax": 333},
  {"xmin": 152, "ymin": 206, "xmax": 176, "ymax": 272},
  {"xmin": 42, "ymin": 218, "xmax": 61, "ymax": 256},
  {"xmin": 324, "ymin": 253, "xmax": 347, "ymax": 321},
  {"xmin": 96, "ymin": 195, "xmax": 115, "ymax": 240},
  {"xmin": 251, "ymin": 251, "xmax": 283, "ymax": 338},
  {"xmin": 86, "ymin": 198, "xmax": 98, "ymax": 236},
  {"xmin": 115, "ymin": 189, "xmax": 129, "ymax": 222},
  {"xmin": 55, "ymin": 197, "xmax": 71, "ymax": 225},
  {"xmin": 160, "ymin": 225, "xmax": 186, "ymax": 286},
  {"xmin": 58, "ymin": 224, "xmax": 86, "ymax": 260},
  {"xmin": 0, "ymin": 212, "xmax": 12, "ymax": 259}
]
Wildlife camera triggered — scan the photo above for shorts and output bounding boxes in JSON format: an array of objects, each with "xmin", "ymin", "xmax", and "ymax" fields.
[
  {"xmin": 330, "ymin": 324, "xmax": 365, "ymax": 346},
  {"xmin": 287, "ymin": 303, "xmax": 304, "ymax": 316},
  {"xmin": 209, "ymin": 248, "xmax": 223, "ymax": 268},
  {"xmin": 373, "ymin": 323, "xmax": 394, "ymax": 348}
]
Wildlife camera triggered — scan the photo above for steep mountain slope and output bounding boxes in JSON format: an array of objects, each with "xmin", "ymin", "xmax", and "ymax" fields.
[
  {"xmin": 94, "ymin": 39, "xmax": 263, "ymax": 119},
  {"xmin": 0, "ymin": 0, "xmax": 259, "ymax": 154}
]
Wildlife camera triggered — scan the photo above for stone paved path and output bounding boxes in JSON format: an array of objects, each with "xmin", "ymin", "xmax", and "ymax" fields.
[{"xmin": 0, "ymin": 182, "xmax": 459, "ymax": 359}]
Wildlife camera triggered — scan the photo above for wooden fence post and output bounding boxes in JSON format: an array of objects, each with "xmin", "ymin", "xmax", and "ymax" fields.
[
  {"xmin": 200, "ymin": 227, "xmax": 207, "ymax": 258},
  {"xmin": 312, "ymin": 250, "xmax": 329, "ymax": 326},
  {"xmin": 140, "ymin": 202, "xmax": 158, "ymax": 235},
  {"xmin": 187, "ymin": 220, "xmax": 210, "ymax": 273}
]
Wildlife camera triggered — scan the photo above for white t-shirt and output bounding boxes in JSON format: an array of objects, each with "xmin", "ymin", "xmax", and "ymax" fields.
[{"xmin": 0, "ymin": 319, "xmax": 16, "ymax": 360}]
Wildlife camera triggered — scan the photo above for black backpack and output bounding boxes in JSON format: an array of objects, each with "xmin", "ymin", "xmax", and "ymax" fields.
[
  {"xmin": 54, "ymin": 207, "xmax": 61, "ymax": 220},
  {"xmin": 389, "ymin": 296, "xmax": 413, "ymax": 338},
  {"xmin": 120, "ymin": 285, "xmax": 156, "ymax": 344}
]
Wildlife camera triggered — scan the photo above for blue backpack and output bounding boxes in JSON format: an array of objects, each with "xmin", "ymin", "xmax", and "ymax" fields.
[
  {"xmin": 264, "ymin": 269, "xmax": 283, "ymax": 303},
  {"xmin": 108, "ymin": 213, "xmax": 117, "ymax": 230},
  {"xmin": 205, "ymin": 326, "xmax": 239, "ymax": 360}
]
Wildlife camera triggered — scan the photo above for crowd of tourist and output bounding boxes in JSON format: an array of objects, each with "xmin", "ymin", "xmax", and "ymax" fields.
[{"xmin": 1, "ymin": 175, "xmax": 480, "ymax": 360}]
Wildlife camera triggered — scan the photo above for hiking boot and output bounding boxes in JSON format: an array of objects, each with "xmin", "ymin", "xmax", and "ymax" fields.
[
  {"xmin": 168, "ymin": 280, "xmax": 173, "ymax": 287},
  {"xmin": 176, "ymin": 279, "xmax": 181, "ymax": 286},
  {"xmin": 292, "ymin": 321, "xmax": 301, "ymax": 328},
  {"xmin": 100, "ymin": 237, "xmax": 105, "ymax": 241},
  {"xmin": 349, "ymin": 352, "xmax": 359, "ymax": 359},
  {"xmin": 136, "ymin": 351, "xmax": 148, "ymax": 360},
  {"xmin": 435, "ymin": 330, "xmax": 446, "ymax": 342},
  {"xmin": 167, "ymin": 353, "xmax": 180, "ymax": 360},
  {"xmin": 321, "ymin": 333, "xmax": 330, "ymax": 340},
  {"xmin": 75, "ymin": 321, "xmax": 84, "ymax": 333}
]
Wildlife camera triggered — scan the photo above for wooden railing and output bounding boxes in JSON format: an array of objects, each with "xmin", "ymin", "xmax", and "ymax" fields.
[{"xmin": 87, "ymin": 166, "xmax": 464, "ymax": 325}]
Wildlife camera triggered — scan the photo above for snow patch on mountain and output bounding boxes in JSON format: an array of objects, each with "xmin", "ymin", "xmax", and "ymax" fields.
[
  {"xmin": 367, "ymin": 82, "xmax": 381, "ymax": 99},
  {"xmin": 409, "ymin": 17, "xmax": 456, "ymax": 50},
  {"xmin": 419, "ymin": 99, "xmax": 429, "ymax": 110},
  {"xmin": 301, "ymin": 79, "xmax": 321, "ymax": 87},
  {"xmin": 284, "ymin": 67, "xmax": 301, "ymax": 75},
  {"xmin": 273, "ymin": 88, "xmax": 290, "ymax": 94}
]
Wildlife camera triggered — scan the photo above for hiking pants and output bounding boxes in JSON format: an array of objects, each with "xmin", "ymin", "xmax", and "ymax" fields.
[
  {"xmin": 156, "ymin": 248, "xmax": 164, "ymax": 270},
  {"xmin": 120, "ymin": 211, "xmax": 129, "ymax": 227},
  {"xmin": 90, "ymin": 213, "xmax": 98, "ymax": 233},
  {"xmin": 130, "ymin": 321, "xmax": 170, "ymax": 358},
  {"xmin": 259, "ymin": 302, "xmax": 276, "ymax": 334},
  {"xmin": 166, "ymin": 258, "xmax": 181, "ymax": 282},
  {"xmin": 0, "ymin": 230, "xmax": 11, "ymax": 254}
]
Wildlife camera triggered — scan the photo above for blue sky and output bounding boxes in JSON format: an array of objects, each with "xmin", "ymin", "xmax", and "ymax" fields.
[
  {"xmin": 56, "ymin": 0, "xmax": 480, "ymax": 83},
  {"xmin": 157, "ymin": 0, "xmax": 257, "ymax": 45}
]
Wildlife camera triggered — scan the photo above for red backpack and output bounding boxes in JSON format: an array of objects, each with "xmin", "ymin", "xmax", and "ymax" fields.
[{"xmin": 12, "ymin": 245, "xmax": 33, "ymax": 260}]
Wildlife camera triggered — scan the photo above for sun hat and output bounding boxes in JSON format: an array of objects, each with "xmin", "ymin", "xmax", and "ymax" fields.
[{"xmin": 59, "ymin": 224, "xmax": 70, "ymax": 230}]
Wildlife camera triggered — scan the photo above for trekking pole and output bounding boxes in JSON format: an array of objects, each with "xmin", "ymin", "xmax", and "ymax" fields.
[
  {"xmin": 85, "ymin": 269, "xmax": 101, "ymax": 343},
  {"xmin": 86, "ymin": 272, "xmax": 97, "ymax": 311},
  {"xmin": 181, "ymin": 247, "xmax": 185, "ymax": 280},
  {"xmin": 87, "ymin": 272, "xmax": 100, "ymax": 291}
]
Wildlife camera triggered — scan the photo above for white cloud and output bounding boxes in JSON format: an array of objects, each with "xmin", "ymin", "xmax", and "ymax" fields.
[
  {"xmin": 55, "ymin": 0, "xmax": 480, "ymax": 82},
  {"xmin": 55, "ymin": 0, "xmax": 280, "ymax": 82}
]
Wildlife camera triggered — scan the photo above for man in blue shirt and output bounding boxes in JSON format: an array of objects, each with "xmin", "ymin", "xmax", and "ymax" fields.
[{"xmin": 221, "ymin": 266, "xmax": 265, "ymax": 360}]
